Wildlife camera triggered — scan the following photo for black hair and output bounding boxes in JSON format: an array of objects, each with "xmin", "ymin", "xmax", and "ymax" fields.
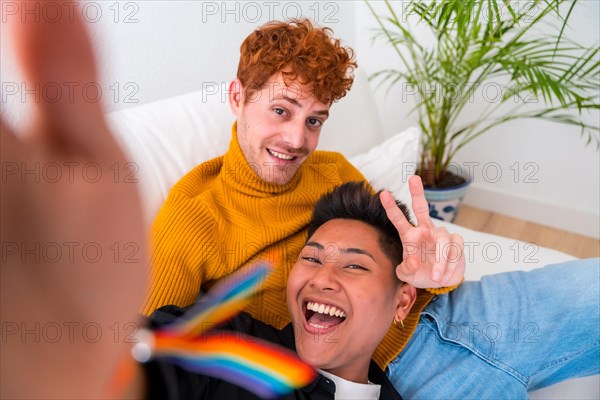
[{"xmin": 307, "ymin": 181, "xmax": 413, "ymax": 267}]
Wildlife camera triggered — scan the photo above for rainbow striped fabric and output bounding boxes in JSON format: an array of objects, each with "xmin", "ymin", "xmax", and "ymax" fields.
[
  {"xmin": 153, "ymin": 331, "xmax": 315, "ymax": 398},
  {"xmin": 145, "ymin": 261, "xmax": 316, "ymax": 398},
  {"xmin": 169, "ymin": 262, "xmax": 273, "ymax": 336}
]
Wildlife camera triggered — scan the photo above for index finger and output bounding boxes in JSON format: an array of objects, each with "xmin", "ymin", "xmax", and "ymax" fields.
[
  {"xmin": 380, "ymin": 190, "xmax": 413, "ymax": 237},
  {"xmin": 409, "ymin": 175, "xmax": 433, "ymax": 228}
]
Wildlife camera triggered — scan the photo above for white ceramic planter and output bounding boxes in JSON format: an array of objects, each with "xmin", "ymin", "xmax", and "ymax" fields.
[{"xmin": 424, "ymin": 181, "xmax": 471, "ymax": 222}]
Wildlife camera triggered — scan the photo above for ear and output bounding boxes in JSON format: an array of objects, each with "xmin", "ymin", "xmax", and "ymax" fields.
[
  {"xmin": 394, "ymin": 283, "xmax": 417, "ymax": 323},
  {"xmin": 228, "ymin": 78, "xmax": 244, "ymax": 117}
]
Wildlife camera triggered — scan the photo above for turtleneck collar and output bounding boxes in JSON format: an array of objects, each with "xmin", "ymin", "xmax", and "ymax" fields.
[{"xmin": 221, "ymin": 122, "xmax": 304, "ymax": 197}]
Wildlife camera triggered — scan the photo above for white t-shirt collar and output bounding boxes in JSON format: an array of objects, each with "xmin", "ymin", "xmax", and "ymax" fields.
[{"xmin": 318, "ymin": 369, "xmax": 381, "ymax": 400}]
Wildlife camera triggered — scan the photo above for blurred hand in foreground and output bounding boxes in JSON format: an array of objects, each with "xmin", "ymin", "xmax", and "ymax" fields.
[{"xmin": 1, "ymin": 3, "xmax": 147, "ymax": 398}]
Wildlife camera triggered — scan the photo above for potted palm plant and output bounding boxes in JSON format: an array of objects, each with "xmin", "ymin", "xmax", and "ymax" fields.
[{"xmin": 367, "ymin": 0, "xmax": 599, "ymax": 221}]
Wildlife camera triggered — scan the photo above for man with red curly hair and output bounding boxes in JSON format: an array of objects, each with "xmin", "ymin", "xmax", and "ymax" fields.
[{"xmin": 230, "ymin": 19, "xmax": 356, "ymax": 186}]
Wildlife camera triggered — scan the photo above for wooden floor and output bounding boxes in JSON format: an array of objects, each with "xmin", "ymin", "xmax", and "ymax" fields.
[{"xmin": 454, "ymin": 205, "xmax": 600, "ymax": 259}]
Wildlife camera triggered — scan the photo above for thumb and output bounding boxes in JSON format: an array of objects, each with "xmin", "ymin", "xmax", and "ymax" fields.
[{"xmin": 395, "ymin": 259, "xmax": 418, "ymax": 281}]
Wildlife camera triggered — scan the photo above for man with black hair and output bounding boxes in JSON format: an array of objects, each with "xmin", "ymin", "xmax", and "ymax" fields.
[{"xmin": 144, "ymin": 181, "xmax": 414, "ymax": 399}]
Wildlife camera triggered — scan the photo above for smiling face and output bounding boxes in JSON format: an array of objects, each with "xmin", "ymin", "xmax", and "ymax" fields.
[
  {"xmin": 228, "ymin": 73, "xmax": 330, "ymax": 185},
  {"xmin": 287, "ymin": 218, "xmax": 408, "ymax": 383}
]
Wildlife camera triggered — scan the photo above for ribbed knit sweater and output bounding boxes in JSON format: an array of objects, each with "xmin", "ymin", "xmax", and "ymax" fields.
[{"xmin": 143, "ymin": 123, "xmax": 451, "ymax": 368}]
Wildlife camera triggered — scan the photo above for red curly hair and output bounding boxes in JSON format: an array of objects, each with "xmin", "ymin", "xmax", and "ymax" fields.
[{"xmin": 237, "ymin": 18, "xmax": 357, "ymax": 105}]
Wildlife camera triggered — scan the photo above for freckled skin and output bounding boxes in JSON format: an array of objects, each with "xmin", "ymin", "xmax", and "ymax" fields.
[{"xmin": 229, "ymin": 73, "xmax": 330, "ymax": 185}]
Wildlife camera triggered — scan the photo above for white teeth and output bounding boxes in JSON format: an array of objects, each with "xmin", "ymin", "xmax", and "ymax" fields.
[
  {"xmin": 268, "ymin": 149, "xmax": 294, "ymax": 160},
  {"xmin": 306, "ymin": 301, "xmax": 346, "ymax": 319}
]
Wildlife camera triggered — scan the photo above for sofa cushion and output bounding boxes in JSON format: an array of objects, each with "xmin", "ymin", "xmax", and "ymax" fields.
[
  {"xmin": 349, "ymin": 127, "xmax": 420, "ymax": 213},
  {"xmin": 107, "ymin": 91, "xmax": 233, "ymax": 225}
]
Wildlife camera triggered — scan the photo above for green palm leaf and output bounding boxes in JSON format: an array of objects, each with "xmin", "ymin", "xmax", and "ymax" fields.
[{"xmin": 367, "ymin": 0, "xmax": 599, "ymax": 187}]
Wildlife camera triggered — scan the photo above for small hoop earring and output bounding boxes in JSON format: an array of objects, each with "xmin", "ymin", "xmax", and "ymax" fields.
[{"xmin": 393, "ymin": 318, "xmax": 405, "ymax": 330}]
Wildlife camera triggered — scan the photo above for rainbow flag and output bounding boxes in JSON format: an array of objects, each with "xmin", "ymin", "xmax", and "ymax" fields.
[
  {"xmin": 169, "ymin": 262, "xmax": 272, "ymax": 336},
  {"xmin": 145, "ymin": 260, "xmax": 316, "ymax": 398}
]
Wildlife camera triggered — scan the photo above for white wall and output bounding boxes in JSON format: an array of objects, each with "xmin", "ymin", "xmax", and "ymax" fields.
[
  {"xmin": 2, "ymin": 0, "xmax": 598, "ymax": 238},
  {"xmin": 355, "ymin": 1, "xmax": 600, "ymax": 238}
]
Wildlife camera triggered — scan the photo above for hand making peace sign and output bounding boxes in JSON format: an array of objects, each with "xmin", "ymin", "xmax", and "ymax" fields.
[{"xmin": 380, "ymin": 176, "xmax": 466, "ymax": 289}]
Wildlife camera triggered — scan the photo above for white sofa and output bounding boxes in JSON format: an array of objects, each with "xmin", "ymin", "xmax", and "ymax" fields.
[{"xmin": 107, "ymin": 71, "xmax": 598, "ymax": 399}]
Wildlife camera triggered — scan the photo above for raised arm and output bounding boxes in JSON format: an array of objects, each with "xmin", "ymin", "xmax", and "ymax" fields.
[{"xmin": 1, "ymin": 4, "xmax": 146, "ymax": 398}]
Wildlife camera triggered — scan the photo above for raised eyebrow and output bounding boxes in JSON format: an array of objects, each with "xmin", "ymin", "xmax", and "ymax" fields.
[
  {"xmin": 279, "ymin": 95, "xmax": 329, "ymax": 118},
  {"xmin": 305, "ymin": 241, "xmax": 325, "ymax": 250},
  {"xmin": 281, "ymin": 95, "xmax": 301, "ymax": 107},
  {"xmin": 342, "ymin": 247, "xmax": 376, "ymax": 262},
  {"xmin": 305, "ymin": 242, "xmax": 376, "ymax": 261}
]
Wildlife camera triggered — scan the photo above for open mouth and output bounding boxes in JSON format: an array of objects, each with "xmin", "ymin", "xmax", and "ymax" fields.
[
  {"xmin": 303, "ymin": 301, "xmax": 347, "ymax": 331},
  {"xmin": 267, "ymin": 148, "xmax": 297, "ymax": 161}
]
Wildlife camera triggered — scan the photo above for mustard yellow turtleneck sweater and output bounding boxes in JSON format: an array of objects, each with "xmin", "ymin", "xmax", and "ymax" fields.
[{"xmin": 143, "ymin": 124, "xmax": 451, "ymax": 368}]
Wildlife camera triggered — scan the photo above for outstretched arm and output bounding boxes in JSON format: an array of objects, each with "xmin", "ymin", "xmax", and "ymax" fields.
[
  {"xmin": 380, "ymin": 175, "xmax": 465, "ymax": 289},
  {"xmin": 1, "ymin": 3, "xmax": 147, "ymax": 398}
]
